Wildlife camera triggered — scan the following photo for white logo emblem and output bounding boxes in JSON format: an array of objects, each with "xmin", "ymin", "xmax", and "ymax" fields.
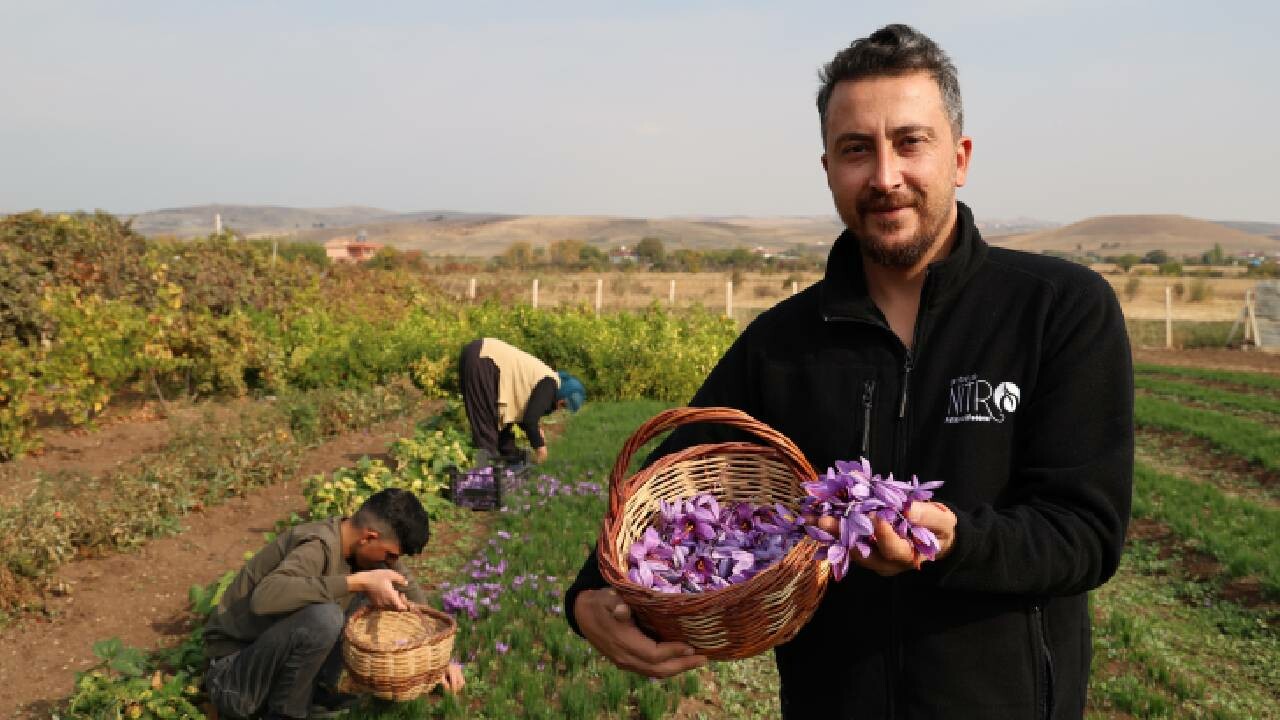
[
  {"xmin": 992, "ymin": 382, "xmax": 1021, "ymax": 414},
  {"xmin": 945, "ymin": 375, "xmax": 1021, "ymax": 424}
]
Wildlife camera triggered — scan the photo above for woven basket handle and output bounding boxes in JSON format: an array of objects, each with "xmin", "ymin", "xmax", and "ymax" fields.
[{"xmin": 606, "ymin": 406, "xmax": 817, "ymax": 518}]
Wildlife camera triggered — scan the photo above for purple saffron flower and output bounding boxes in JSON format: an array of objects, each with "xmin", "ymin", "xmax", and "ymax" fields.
[{"xmin": 495, "ymin": 641, "xmax": 509, "ymax": 654}]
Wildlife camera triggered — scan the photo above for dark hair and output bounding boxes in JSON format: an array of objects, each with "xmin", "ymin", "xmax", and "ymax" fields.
[
  {"xmin": 352, "ymin": 488, "xmax": 430, "ymax": 556},
  {"xmin": 816, "ymin": 24, "xmax": 963, "ymax": 145}
]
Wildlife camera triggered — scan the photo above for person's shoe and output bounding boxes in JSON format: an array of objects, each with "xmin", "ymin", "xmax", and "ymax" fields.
[{"xmin": 308, "ymin": 687, "xmax": 360, "ymax": 718}]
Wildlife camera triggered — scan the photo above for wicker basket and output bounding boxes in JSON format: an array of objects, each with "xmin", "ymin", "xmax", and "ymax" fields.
[
  {"xmin": 597, "ymin": 406, "xmax": 829, "ymax": 660},
  {"xmin": 342, "ymin": 604, "xmax": 456, "ymax": 701}
]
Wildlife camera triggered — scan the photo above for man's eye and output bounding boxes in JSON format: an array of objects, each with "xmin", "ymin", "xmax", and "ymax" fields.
[{"xmin": 841, "ymin": 144, "xmax": 868, "ymax": 155}]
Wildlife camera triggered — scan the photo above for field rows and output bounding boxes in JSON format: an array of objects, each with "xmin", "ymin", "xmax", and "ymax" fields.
[{"xmin": 42, "ymin": 363, "xmax": 1280, "ymax": 718}]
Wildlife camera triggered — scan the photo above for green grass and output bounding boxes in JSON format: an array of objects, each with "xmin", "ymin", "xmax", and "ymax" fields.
[
  {"xmin": 1136, "ymin": 363, "xmax": 1280, "ymax": 392},
  {"xmin": 1136, "ymin": 376, "xmax": 1280, "ymax": 417},
  {"xmin": 1135, "ymin": 394, "xmax": 1280, "ymax": 472},
  {"xmin": 1127, "ymin": 321, "xmax": 1235, "ymax": 349},
  {"xmin": 1131, "ymin": 462, "xmax": 1280, "ymax": 596},
  {"xmin": 1088, "ymin": 540, "xmax": 1279, "ymax": 720},
  {"xmin": 350, "ymin": 398, "xmax": 689, "ymax": 720}
]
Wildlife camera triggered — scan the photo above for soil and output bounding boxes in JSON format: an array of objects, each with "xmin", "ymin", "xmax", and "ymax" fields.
[
  {"xmin": 1132, "ymin": 347, "xmax": 1280, "ymax": 374},
  {"xmin": 1126, "ymin": 517, "xmax": 1278, "ymax": 617},
  {"xmin": 0, "ymin": 414, "xmax": 418, "ymax": 719},
  {"xmin": 0, "ymin": 396, "xmax": 250, "ymax": 507}
]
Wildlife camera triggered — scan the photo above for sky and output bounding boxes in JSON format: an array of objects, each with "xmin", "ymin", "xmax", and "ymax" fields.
[{"xmin": 2, "ymin": 1, "xmax": 1277, "ymax": 224}]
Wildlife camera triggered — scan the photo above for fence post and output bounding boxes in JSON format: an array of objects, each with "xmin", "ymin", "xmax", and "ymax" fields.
[
  {"xmin": 595, "ymin": 278, "xmax": 603, "ymax": 315},
  {"xmin": 532, "ymin": 278, "xmax": 539, "ymax": 309},
  {"xmin": 468, "ymin": 277, "xmax": 476, "ymax": 301},
  {"xmin": 791, "ymin": 280, "xmax": 798, "ymax": 296},
  {"xmin": 1248, "ymin": 289, "xmax": 1262, "ymax": 349},
  {"xmin": 726, "ymin": 280, "xmax": 734, "ymax": 319},
  {"xmin": 668, "ymin": 279, "xmax": 676, "ymax": 306},
  {"xmin": 1165, "ymin": 285, "xmax": 1173, "ymax": 348}
]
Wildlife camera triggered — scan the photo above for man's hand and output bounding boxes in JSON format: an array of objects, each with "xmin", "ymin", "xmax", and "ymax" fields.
[
  {"xmin": 348, "ymin": 568, "xmax": 410, "ymax": 610},
  {"xmin": 574, "ymin": 588, "xmax": 707, "ymax": 678},
  {"xmin": 533, "ymin": 446, "xmax": 548, "ymax": 464},
  {"xmin": 850, "ymin": 501, "xmax": 957, "ymax": 577},
  {"xmin": 441, "ymin": 661, "xmax": 465, "ymax": 694}
]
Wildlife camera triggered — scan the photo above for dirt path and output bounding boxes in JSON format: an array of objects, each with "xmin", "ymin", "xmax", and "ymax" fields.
[
  {"xmin": 1133, "ymin": 347, "xmax": 1280, "ymax": 374},
  {"xmin": 0, "ymin": 398, "xmax": 249, "ymax": 507},
  {"xmin": 0, "ymin": 416, "xmax": 416, "ymax": 719}
]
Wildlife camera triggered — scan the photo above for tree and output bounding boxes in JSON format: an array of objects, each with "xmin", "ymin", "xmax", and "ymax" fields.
[
  {"xmin": 1142, "ymin": 249, "xmax": 1169, "ymax": 265},
  {"xmin": 496, "ymin": 241, "xmax": 534, "ymax": 269},
  {"xmin": 548, "ymin": 239, "xmax": 586, "ymax": 267},
  {"xmin": 1112, "ymin": 254, "xmax": 1141, "ymax": 273},
  {"xmin": 635, "ymin": 236, "xmax": 666, "ymax": 265}
]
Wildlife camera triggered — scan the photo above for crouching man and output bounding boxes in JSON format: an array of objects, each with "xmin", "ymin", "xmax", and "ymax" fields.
[{"xmin": 203, "ymin": 488, "xmax": 464, "ymax": 719}]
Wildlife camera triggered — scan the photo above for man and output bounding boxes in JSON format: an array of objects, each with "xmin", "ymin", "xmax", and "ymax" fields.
[
  {"xmin": 565, "ymin": 24, "xmax": 1133, "ymax": 719},
  {"xmin": 458, "ymin": 337, "xmax": 585, "ymax": 464},
  {"xmin": 204, "ymin": 488, "xmax": 465, "ymax": 719}
]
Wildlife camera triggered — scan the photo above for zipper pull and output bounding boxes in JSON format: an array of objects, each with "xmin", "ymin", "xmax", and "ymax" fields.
[
  {"xmin": 899, "ymin": 353, "xmax": 913, "ymax": 419},
  {"xmin": 861, "ymin": 379, "xmax": 875, "ymax": 456}
]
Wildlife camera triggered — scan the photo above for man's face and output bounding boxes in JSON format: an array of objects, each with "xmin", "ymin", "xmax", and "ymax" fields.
[
  {"xmin": 352, "ymin": 532, "xmax": 403, "ymax": 571},
  {"xmin": 821, "ymin": 71, "xmax": 972, "ymax": 269}
]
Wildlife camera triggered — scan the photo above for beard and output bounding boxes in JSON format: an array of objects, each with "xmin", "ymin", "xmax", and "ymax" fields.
[{"xmin": 851, "ymin": 188, "xmax": 953, "ymax": 269}]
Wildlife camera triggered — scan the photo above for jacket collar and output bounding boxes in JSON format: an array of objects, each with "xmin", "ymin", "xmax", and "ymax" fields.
[{"xmin": 818, "ymin": 201, "xmax": 989, "ymax": 322}]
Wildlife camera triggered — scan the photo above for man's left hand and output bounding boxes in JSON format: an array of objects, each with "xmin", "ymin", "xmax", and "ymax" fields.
[
  {"xmin": 850, "ymin": 501, "xmax": 957, "ymax": 577},
  {"xmin": 441, "ymin": 660, "xmax": 465, "ymax": 694},
  {"xmin": 533, "ymin": 446, "xmax": 548, "ymax": 464}
]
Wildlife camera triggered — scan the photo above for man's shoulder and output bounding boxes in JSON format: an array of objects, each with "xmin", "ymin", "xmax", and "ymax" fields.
[
  {"xmin": 741, "ymin": 283, "xmax": 822, "ymax": 338},
  {"xmin": 279, "ymin": 518, "xmax": 343, "ymax": 552},
  {"xmin": 982, "ymin": 246, "xmax": 1112, "ymax": 297}
]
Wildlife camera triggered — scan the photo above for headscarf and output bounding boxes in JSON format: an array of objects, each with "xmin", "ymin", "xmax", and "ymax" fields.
[{"xmin": 555, "ymin": 371, "xmax": 586, "ymax": 412}]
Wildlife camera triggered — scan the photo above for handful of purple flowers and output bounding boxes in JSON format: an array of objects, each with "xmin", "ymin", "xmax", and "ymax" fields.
[
  {"xmin": 625, "ymin": 457, "xmax": 944, "ymax": 591},
  {"xmin": 800, "ymin": 458, "xmax": 943, "ymax": 580}
]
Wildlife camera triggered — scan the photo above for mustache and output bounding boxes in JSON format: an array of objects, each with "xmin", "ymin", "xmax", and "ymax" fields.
[{"xmin": 858, "ymin": 190, "xmax": 920, "ymax": 213}]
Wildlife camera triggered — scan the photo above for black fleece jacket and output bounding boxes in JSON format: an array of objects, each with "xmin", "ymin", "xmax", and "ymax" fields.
[{"xmin": 566, "ymin": 202, "xmax": 1134, "ymax": 720}]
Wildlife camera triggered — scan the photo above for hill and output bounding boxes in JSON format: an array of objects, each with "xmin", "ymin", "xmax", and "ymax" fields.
[
  {"xmin": 291, "ymin": 214, "xmax": 846, "ymax": 257},
  {"xmin": 991, "ymin": 214, "xmax": 1279, "ymax": 257}
]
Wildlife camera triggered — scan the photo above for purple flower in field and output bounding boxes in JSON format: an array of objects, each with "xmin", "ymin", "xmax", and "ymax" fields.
[{"xmin": 495, "ymin": 641, "xmax": 509, "ymax": 654}]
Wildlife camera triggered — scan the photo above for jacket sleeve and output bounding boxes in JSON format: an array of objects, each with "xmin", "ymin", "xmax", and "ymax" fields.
[
  {"xmin": 924, "ymin": 272, "xmax": 1134, "ymax": 596},
  {"xmin": 519, "ymin": 377, "xmax": 559, "ymax": 449},
  {"xmin": 250, "ymin": 539, "xmax": 352, "ymax": 615},
  {"xmin": 563, "ymin": 331, "xmax": 758, "ymax": 636}
]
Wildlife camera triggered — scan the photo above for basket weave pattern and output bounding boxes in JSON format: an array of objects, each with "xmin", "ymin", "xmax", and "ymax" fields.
[
  {"xmin": 342, "ymin": 604, "xmax": 456, "ymax": 701},
  {"xmin": 598, "ymin": 406, "xmax": 829, "ymax": 660}
]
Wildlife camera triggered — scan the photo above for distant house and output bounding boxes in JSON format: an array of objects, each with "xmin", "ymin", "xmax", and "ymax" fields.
[
  {"xmin": 609, "ymin": 245, "xmax": 637, "ymax": 264},
  {"xmin": 324, "ymin": 234, "xmax": 384, "ymax": 263}
]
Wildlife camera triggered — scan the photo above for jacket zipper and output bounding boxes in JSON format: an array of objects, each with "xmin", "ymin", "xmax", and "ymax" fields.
[
  {"xmin": 1032, "ymin": 603, "xmax": 1056, "ymax": 720},
  {"xmin": 861, "ymin": 379, "xmax": 875, "ymax": 456}
]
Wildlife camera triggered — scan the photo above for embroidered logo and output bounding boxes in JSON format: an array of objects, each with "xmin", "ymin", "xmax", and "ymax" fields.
[{"xmin": 945, "ymin": 375, "xmax": 1021, "ymax": 424}]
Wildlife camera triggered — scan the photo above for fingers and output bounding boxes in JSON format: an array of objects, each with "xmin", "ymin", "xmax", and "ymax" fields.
[
  {"xmin": 872, "ymin": 518, "xmax": 917, "ymax": 565},
  {"xmin": 443, "ymin": 661, "xmax": 466, "ymax": 693},
  {"xmin": 575, "ymin": 588, "xmax": 706, "ymax": 678}
]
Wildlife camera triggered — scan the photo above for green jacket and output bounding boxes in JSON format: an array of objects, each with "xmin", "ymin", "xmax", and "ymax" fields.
[{"xmin": 204, "ymin": 517, "xmax": 428, "ymax": 660}]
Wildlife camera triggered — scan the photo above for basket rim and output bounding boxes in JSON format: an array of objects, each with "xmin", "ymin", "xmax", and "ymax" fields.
[{"xmin": 343, "ymin": 604, "xmax": 457, "ymax": 655}]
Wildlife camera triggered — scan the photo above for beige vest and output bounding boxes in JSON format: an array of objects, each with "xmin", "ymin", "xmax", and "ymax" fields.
[{"xmin": 479, "ymin": 338, "xmax": 559, "ymax": 427}]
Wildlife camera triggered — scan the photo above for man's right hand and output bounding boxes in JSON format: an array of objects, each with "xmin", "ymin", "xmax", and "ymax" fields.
[
  {"xmin": 573, "ymin": 588, "xmax": 707, "ymax": 678},
  {"xmin": 348, "ymin": 568, "xmax": 409, "ymax": 610}
]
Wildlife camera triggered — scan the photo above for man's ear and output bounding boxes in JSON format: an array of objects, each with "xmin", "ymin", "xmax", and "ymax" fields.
[{"xmin": 362, "ymin": 528, "xmax": 381, "ymax": 543}]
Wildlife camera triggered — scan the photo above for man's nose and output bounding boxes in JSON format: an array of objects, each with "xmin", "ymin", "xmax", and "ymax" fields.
[{"xmin": 870, "ymin": 146, "xmax": 903, "ymax": 191}]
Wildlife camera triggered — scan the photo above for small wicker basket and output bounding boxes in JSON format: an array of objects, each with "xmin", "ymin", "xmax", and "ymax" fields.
[
  {"xmin": 342, "ymin": 604, "xmax": 456, "ymax": 701},
  {"xmin": 597, "ymin": 406, "xmax": 829, "ymax": 660}
]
